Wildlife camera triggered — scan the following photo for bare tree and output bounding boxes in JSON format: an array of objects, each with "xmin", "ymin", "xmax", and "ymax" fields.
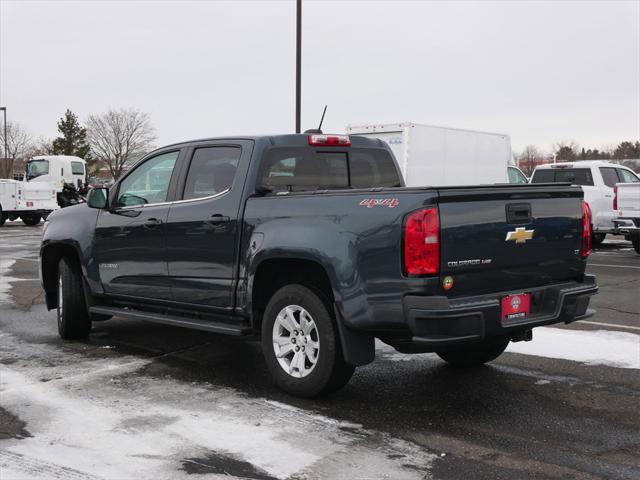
[
  {"xmin": 552, "ymin": 140, "xmax": 579, "ymax": 162},
  {"xmin": 0, "ymin": 121, "xmax": 33, "ymax": 178},
  {"xmin": 87, "ymin": 108, "xmax": 156, "ymax": 180},
  {"xmin": 23, "ymin": 136, "xmax": 54, "ymax": 158},
  {"xmin": 517, "ymin": 145, "xmax": 545, "ymax": 176}
]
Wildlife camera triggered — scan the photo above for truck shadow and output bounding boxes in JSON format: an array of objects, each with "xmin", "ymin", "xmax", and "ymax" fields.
[{"xmin": 87, "ymin": 318, "xmax": 601, "ymax": 441}]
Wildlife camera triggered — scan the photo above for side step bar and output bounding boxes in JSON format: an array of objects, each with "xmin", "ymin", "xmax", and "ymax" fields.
[{"xmin": 89, "ymin": 306, "xmax": 249, "ymax": 336}]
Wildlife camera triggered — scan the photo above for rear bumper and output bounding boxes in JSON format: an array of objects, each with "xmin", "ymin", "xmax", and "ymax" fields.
[
  {"xmin": 401, "ymin": 275, "xmax": 598, "ymax": 349},
  {"xmin": 612, "ymin": 217, "xmax": 640, "ymax": 236}
]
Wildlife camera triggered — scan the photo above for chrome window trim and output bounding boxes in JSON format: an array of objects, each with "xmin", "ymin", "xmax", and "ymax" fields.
[{"xmin": 114, "ymin": 188, "xmax": 231, "ymax": 211}]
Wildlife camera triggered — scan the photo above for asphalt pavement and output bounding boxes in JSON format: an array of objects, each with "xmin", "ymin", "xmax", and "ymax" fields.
[{"xmin": 0, "ymin": 221, "xmax": 638, "ymax": 480}]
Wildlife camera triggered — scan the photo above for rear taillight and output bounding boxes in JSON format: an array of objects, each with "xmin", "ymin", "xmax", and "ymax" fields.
[
  {"xmin": 404, "ymin": 208, "xmax": 440, "ymax": 275},
  {"xmin": 581, "ymin": 201, "xmax": 592, "ymax": 259},
  {"xmin": 613, "ymin": 186, "xmax": 618, "ymax": 211},
  {"xmin": 308, "ymin": 134, "xmax": 351, "ymax": 146}
]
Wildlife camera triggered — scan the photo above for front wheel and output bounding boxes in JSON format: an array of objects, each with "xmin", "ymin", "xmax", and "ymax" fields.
[
  {"xmin": 436, "ymin": 336, "xmax": 510, "ymax": 367},
  {"xmin": 20, "ymin": 213, "xmax": 41, "ymax": 226},
  {"xmin": 632, "ymin": 236, "xmax": 640, "ymax": 254},
  {"xmin": 262, "ymin": 285, "xmax": 355, "ymax": 397},
  {"xmin": 57, "ymin": 257, "xmax": 92, "ymax": 340}
]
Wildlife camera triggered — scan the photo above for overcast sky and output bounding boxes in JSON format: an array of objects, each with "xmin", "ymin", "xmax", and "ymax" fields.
[{"xmin": 1, "ymin": 0, "xmax": 638, "ymax": 153}]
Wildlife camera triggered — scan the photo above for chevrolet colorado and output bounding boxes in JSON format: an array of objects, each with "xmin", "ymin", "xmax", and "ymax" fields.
[{"xmin": 40, "ymin": 134, "xmax": 598, "ymax": 396}]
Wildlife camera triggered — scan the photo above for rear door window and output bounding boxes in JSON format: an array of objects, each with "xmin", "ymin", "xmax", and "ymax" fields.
[
  {"xmin": 182, "ymin": 146, "xmax": 241, "ymax": 200},
  {"xmin": 599, "ymin": 168, "xmax": 620, "ymax": 188},
  {"xmin": 617, "ymin": 168, "xmax": 639, "ymax": 183}
]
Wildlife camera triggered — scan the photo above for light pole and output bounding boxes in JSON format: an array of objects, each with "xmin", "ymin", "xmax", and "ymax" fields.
[
  {"xmin": 0, "ymin": 107, "xmax": 6, "ymax": 161},
  {"xmin": 295, "ymin": 0, "xmax": 301, "ymax": 133}
]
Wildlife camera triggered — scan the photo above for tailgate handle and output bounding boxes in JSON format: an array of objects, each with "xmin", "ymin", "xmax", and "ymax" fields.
[{"xmin": 506, "ymin": 203, "xmax": 532, "ymax": 225}]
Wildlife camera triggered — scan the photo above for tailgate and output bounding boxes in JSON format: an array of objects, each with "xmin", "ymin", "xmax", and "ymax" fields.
[
  {"xmin": 616, "ymin": 183, "xmax": 640, "ymax": 216},
  {"xmin": 438, "ymin": 184, "xmax": 585, "ymax": 296}
]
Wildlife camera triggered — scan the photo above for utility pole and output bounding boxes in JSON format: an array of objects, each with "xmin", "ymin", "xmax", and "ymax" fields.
[
  {"xmin": 295, "ymin": 0, "xmax": 301, "ymax": 133},
  {"xmin": 0, "ymin": 107, "xmax": 6, "ymax": 162}
]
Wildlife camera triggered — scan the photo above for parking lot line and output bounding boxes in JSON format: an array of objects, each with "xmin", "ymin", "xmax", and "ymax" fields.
[
  {"xmin": 577, "ymin": 320, "xmax": 640, "ymax": 331},
  {"xmin": 588, "ymin": 263, "xmax": 640, "ymax": 269}
]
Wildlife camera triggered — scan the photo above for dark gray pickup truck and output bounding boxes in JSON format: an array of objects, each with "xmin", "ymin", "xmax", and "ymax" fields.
[{"xmin": 40, "ymin": 133, "xmax": 598, "ymax": 396}]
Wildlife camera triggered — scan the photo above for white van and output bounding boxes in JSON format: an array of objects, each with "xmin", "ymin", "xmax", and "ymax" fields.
[{"xmin": 531, "ymin": 161, "xmax": 640, "ymax": 244}]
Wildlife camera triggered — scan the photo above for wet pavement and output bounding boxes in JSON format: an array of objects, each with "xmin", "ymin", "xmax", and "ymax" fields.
[{"xmin": 0, "ymin": 220, "xmax": 638, "ymax": 479}]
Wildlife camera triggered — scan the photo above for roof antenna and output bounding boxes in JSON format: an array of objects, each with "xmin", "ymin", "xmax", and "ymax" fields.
[{"xmin": 304, "ymin": 105, "xmax": 327, "ymax": 134}]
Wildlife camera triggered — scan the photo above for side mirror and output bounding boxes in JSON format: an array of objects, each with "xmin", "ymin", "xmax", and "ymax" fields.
[{"xmin": 87, "ymin": 187, "xmax": 109, "ymax": 209}]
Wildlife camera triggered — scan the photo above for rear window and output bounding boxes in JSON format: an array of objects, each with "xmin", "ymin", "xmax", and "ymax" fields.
[
  {"xmin": 531, "ymin": 168, "xmax": 594, "ymax": 186},
  {"xmin": 260, "ymin": 148, "xmax": 401, "ymax": 192}
]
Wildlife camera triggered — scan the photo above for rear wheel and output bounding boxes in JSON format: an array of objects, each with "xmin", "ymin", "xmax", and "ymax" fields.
[
  {"xmin": 57, "ymin": 257, "xmax": 92, "ymax": 340},
  {"xmin": 632, "ymin": 236, "xmax": 640, "ymax": 254},
  {"xmin": 591, "ymin": 233, "xmax": 606, "ymax": 247},
  {"xmin": 20, "ymin": 213, "xmax": 41, "ymax": 226},
  {"xmin": 0, "ymin": 206, "xmax": 6, "ymax": 226},
  {"xmin": 262, "ymin": 284, "xmax": 355, "ymax": 397},
  {"xmin": 436, "ymin": 336, "xmax": 510, "ymax": 367}
]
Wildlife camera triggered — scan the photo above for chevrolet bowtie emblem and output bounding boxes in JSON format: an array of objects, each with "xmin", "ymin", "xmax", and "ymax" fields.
[{"xmin": 505, "ymin": 227, "xmax": 534, "ymax": 244}]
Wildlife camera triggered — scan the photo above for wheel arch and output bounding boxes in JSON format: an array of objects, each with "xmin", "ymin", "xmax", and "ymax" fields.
[
  {"xmin": 41, "ymin": 242, "xmax": 82, "ymax": 310},
  {"xmin": 249, "ymin": 256, "xmax": 374, "ymax": 366}
]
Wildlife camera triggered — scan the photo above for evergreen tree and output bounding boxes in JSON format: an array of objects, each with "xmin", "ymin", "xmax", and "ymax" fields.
[
  {"xmin": 613, "ymin": 141, "xmax": 640, "ymax": 159},
  {"xmin": 51, "ymin": 109, "xmax": 91, "ymax": 159}
]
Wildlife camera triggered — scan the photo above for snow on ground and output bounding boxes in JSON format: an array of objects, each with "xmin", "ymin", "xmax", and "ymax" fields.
[
  {"xmin": 506, "ymin": 327, "xmax": 640, "ymax": 369},
  {"xmin": 0, "ymin": 332, "xmax": 435, "ymax": 480},
  {"xmin": 0, "ymin": 259, "xmax": 17, "ymax": 305},
  {"xmin": 377, "ymin": 327, "xmax": 640, "ymax": 370}
]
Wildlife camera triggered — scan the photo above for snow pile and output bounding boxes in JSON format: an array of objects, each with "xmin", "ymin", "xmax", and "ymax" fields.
[{"xmin": 506, "ymin": 327, "xmax": 640, "ymax": 369}]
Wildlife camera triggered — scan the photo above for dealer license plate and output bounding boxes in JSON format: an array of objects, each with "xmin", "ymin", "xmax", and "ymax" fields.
[{"xmin": 501, "ymin": 293, "xmax": 531, "ymax": 324}]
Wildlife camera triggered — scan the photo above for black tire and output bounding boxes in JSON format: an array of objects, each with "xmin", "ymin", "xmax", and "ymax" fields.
[
  {"xmin": 0, "ymin": 205, "xmax": 6, "ymax": 227},
  {"xmin": 436, "ymin": 336, "xmax": 510, "ymax": 367},
  {"xmin": 57, "ymin": 257, "xmax": 92, "ymax": 340},
  {"xmin": 632, "ymin": 236, "xmax": 640, "ymax": 254},
  {"xmin": 261, "ymin": 284, "xmax": 355, "ymax": 397},
  {"xmin": 591, "ymin": 233, "xmax": 606, "ymax": 247},
  {"xmin": 20, "ymin": 213, "xmax": 41, "ymax": 226}
]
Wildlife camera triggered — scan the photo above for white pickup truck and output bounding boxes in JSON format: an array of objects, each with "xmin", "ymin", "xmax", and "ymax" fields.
[
  {"xmin": 0, "ymin": 179, "xmax": 58, "ymax": 226},
  {"xmin": 613, "ymin": 183, "xmax": 640, "ymax": 254},
  {"xmin": 531, "ymin": 161, "xmax": 640, "ymax": 245}
]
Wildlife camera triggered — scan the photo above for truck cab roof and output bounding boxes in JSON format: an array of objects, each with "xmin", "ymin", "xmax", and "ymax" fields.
[{"xmin": 156, "ymin": 133, "xmax": 388, "ymax": 152}]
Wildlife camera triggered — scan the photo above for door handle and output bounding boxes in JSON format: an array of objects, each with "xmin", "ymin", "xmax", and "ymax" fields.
[
  {"xmin": 143, "ymin": 218, "xmax": 163, "ymax": 229},
  {"xmin": 604, "ymin": 194, "xmax": 612, "ymax": 198},
  {"xmin": 206, "ymin": 214, "xmax": 230, "ymax": 225}
]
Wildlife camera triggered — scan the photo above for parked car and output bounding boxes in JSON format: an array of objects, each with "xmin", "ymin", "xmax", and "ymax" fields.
[
  {"xmin": 613, "ymin": 182, "xmax": 640, "ymax": 253},
  {"xmin": 531, "ymin": 161, "xmax": 640, "ymax": 245},
  {"xmin": 40, "ymin": 133, "xmax": 598, "ymax": 396}
]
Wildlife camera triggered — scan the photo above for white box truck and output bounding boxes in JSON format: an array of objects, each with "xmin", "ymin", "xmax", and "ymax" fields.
[
  {"xmin": 25, "ymin": 155, "xmax": 88, "ymax": 207},
  {"xmin": 0, "ymin": 179, "xmax": 58, "ymax": 226},
  {"xmin": 346, "ymin": 122, "xmax": 513, "ymax": 187}
]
